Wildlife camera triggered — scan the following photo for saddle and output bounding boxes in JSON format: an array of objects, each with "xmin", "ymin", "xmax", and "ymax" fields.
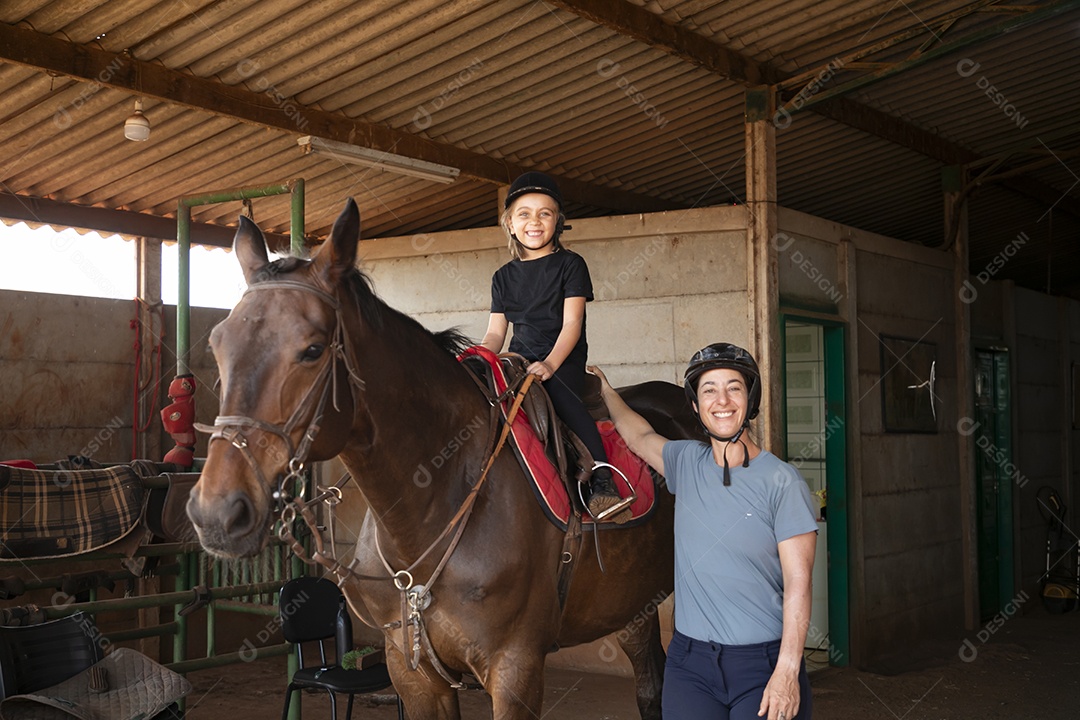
[
  {"xmin": 459, "ymin": 348, "xmax": 656, "ymax": 530},
  {"xmin": 0, "ymin": 465, "xmax": 146, "ymax": 560},
  {"xmin": 0, "ymin": 460, "xmax": 197, "ymax": 564}
]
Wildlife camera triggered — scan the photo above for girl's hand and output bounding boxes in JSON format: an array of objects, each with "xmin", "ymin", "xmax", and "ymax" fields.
[{"xmin": 527, "ymin": 361, "xmax": 554, "ymax": 381}]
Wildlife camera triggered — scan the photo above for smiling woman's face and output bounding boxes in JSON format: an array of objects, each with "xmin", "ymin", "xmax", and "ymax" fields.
[{"xmin": 694, "ymin": 367, "xmax": 749, "ymax": 437}]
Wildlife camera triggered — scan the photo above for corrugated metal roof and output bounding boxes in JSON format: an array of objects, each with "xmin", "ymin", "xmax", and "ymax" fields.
[{"xmin": 0, "ymin": 0, "xmax": 1077, "ymax": 294}]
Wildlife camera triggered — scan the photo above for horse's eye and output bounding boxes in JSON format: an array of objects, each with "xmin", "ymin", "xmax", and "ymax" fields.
[{"xmin": 301, "ymin": 343, "xmax": 326, "ymax": 362}]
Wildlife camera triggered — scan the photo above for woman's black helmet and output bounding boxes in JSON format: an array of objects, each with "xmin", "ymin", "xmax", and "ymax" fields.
[
  {"xmin": 683, "ymin": 342, "xmax": 762, "ymax": 486},
  {"xmin": 683, "ymin": 343, "xmax": 762, "ymax": 421}
]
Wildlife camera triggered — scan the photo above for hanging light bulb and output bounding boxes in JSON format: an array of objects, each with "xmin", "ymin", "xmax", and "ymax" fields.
[{"xmin": 124, "ymin": 98, "xmax": 150, "ymax": 141}]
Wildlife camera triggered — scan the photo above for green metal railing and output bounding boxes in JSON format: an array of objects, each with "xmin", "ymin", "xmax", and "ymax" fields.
[{"xmin": 175, "ymin": 178, "xmax": 305, "ymax": 375}]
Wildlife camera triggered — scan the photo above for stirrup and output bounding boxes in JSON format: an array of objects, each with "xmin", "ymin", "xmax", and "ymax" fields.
[{"xmin": 580, "ymin": 462, "xmax": 637, "ymax": 523}]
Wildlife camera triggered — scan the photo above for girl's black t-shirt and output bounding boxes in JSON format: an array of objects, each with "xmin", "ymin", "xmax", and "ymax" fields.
[{"xmin": 490, "ymin": 249, "xmax": 593, "ymax": 364}]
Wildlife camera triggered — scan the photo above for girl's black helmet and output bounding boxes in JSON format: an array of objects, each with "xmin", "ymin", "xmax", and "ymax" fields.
[
  {"xmin": 504, "ymin": 171, "xmax": 562, "ymax": 209},
  {"xmin": 683, "ymin": 343, "xmax": 762, "ymax": 420}
]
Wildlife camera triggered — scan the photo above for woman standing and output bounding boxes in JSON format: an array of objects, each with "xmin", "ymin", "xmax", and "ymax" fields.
[{"xmin": 590, "ymin": 343, "xmax": 817, "ymax": 719}]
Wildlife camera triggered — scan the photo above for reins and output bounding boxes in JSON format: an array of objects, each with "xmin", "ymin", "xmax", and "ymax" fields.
[{"xmin": 196, "ymin": 276, "xmax": 536, "ymax": 688}]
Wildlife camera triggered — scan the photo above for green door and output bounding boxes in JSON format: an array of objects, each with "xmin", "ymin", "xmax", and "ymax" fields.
[
  {"xmin": 782, "ymin": 317, "xmax": 849, "ymax": 666},
  {"xmin": 974, "ymin": 349, "xmax": 1014, "ymax": 620}
]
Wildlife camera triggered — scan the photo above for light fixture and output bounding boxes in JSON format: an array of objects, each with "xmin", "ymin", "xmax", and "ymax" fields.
[
  {"xmin": 124, "ymin": 98, "xmax": 150, "ymax": 142},
  {"xmin": 297, "ymin": 136, "xmax": 459, "ymax": 184}
]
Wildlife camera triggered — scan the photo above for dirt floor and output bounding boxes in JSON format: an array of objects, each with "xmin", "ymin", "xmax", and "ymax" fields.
[{"xmin": 182, "ymin": 604, "xmax": 1080, "ymax": 719}]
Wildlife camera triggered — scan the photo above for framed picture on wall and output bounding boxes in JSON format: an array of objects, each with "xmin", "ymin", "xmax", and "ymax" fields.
[{"xmin": 880, "ymin": 335, "xmax": 938, "ymax": 433}]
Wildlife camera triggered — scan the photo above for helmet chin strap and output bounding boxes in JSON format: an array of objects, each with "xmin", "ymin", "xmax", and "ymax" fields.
[{"xmin": 696, "ymin": 412, "xmax": 751, "ymax": 486}]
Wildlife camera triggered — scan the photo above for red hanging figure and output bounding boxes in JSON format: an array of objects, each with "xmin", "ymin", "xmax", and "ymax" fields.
[{"xmin": 161, "ymin": 374, "xmax": 196, "ymax": 467}]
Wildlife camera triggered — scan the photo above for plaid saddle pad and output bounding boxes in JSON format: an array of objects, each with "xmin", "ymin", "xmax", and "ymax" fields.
[{"xmin": 0, "ymin": 466, "xmax": 145, "ymax": 561}]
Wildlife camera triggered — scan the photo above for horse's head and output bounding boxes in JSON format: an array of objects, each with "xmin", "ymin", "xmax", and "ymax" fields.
[{"xmin": 187, "ymin": 199, "xmax": 364, "ymax": 558}]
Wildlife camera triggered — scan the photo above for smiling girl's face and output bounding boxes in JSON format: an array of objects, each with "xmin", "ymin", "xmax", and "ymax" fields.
[{"xmin": 507, "ymin": 193, "xmax": 559, "ymax": 260}]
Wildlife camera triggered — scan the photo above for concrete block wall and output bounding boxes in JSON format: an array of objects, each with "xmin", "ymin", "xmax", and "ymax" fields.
[
  {"xmin": 1, "ymin": 291, "xmax": 136, "ymax": 462},
  {"xmin": 360, "ymin": 207, "xmax": 750, "ymax": 387},
  {"xmin": 0, "ymin": 288, "xmax": 226, "ymax": 464},
  {"xmin": 775, "ymin": 208, "xmax": 966, "ymax": 666},
  {"xmin": 853, "ymin": 247, "xmax": 962, "ymax": 661},
  {"xmin": 1011, "ymin": 288, "xmax": 1077, "ymax": 590},
  {"xmin": 971, "ymin": 282, "xmax": 1080, "ymax": 597}
]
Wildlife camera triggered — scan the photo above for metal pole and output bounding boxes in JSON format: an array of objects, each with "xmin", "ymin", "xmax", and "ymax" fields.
[
  {"xmin": 42, "ymin": 579, "xmax": 284, "ymax": 618},
  {"xmin": 176, "ymin": 203, "xmax": 191, "ymax": 376},
  {"xmin": 175, "ymin": 179, "xmax": 304, "ymax": 375},
  {"xmin": 167, "ymin": 642, "xmax": 292, "ymax": 674},
  {"xmin": 291, "ymin": 178, "xmax": 305, "ymax": 257},
  {"xmin": 173, "ymin": 552, "xmax": 188, "ymax": 667}
]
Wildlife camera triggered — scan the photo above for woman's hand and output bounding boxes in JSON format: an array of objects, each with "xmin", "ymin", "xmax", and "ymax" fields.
[
  {"xmin": 758, "ymin": 665, "xmax": 801, "ymax": 720},
  {"xmin": 587, "ymin": 365, "xmax": 611, "ymax": 390},
  {"xmin": 527, "ymin": 360, "xmax": 555, "ymax": 381}
]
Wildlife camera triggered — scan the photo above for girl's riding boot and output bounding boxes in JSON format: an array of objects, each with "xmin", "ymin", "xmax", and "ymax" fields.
[{"xmin": 587, "ymin": 464, "xmax": 635, "ymax": 524}]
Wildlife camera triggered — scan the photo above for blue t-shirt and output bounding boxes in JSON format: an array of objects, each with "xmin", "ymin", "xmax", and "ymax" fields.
[{"xmin": 661, "ymin": 440, "xmax": 818, "ymax": 645}]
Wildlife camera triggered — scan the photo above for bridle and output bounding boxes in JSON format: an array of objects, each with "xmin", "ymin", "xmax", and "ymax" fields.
[
  {"xmin": 193, "ymin": 275, "xmax": 532, "ymax": 688},
  {"xmin": 194, "ymin": 279, "xmax": 365, "ymax": 509}
]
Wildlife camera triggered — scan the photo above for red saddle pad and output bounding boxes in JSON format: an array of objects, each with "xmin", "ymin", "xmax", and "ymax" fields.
[{"xmin": 459, "ymin": 346, "xmax": 657, "ymax": 529}]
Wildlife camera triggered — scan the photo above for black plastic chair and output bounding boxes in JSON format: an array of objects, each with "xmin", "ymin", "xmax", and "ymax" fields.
[{"xmin": 280, "ymin": 576, "xmax": 403, "ymax": 720}]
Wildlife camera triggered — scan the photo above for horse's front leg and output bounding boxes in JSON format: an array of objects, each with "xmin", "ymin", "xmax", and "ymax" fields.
[
  {"xmin": 485, "ymin": 648, "xmax": 547, "ymax": 720},
  {"xmin": 385, "ymin": 641, "xmax": 462, "ymax": 720}
]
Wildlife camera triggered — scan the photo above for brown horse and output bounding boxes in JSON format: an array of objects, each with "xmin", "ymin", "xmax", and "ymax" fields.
[{"xmin": 187, "ymin": 200, "xmax": 699, "ymax": 719}]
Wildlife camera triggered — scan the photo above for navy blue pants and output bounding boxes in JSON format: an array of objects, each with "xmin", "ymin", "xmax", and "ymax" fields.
[{"xmin": 662, "ymin": 629, "xmax": 812, "ymax": 719}]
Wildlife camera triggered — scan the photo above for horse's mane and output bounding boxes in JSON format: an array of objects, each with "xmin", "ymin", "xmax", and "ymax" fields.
[{"xmin": 254, "ymin": 256, "xmax": 474, "ymax": 359}]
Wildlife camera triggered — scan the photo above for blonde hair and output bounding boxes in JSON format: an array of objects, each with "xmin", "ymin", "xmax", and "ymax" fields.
[{"xmin": 500, "ymin": 201, "xmax": 567, "ymax": 260}]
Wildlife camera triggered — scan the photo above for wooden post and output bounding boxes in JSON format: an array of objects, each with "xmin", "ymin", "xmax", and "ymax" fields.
[
  {"xmin": 946, "ymin": 166, "xmax": 978, "ymax": 631},
  {"xmin": 136, "ymin": 234, "xmax": 162, "ymax": 661},
  {"xmin": 745, "ymin": 87, "xmax": 782, "ymax": 453},
  {"xmin": 136, "ymin": 235, "xmax": 163, "ymax": 462}
]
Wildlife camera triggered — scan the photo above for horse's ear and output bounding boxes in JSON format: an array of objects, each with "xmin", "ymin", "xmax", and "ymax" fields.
[
  {"xmin": 233, "ymin": 215, "xmax": 270, "ymax": 285},
  {"xmin": 312, "ymin": 198, "xmax": 360, "ymax": 285}
]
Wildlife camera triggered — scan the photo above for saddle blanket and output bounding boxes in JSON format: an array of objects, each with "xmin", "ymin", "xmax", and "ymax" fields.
[
  {"xmin": 460, "ymin": 347, "xmax": 656, "ymax": 530},
  {"xmin": 0, "ymin": 465, "xmax": 145, "ymax": 561}
]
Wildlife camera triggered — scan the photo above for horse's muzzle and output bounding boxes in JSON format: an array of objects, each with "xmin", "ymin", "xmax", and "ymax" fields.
[{"xmin": 186, "ymin": 486, "xmax": 267, "ymax": 558}]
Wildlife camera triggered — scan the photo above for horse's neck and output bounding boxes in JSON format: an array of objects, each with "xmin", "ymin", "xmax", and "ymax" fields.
[{"xmin": 336, "ymin": 314, "xmax": 490, "ymax": 561}]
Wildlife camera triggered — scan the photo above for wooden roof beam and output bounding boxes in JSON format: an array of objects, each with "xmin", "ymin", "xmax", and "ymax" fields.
[
  {"xmin": 546, "ymin": 0, "xmax": 782, "ymax": 85},
  {"xmin": 0, "ymin": 192, "xmax": 292, "ymax": 250},
  {"xmin": 0, "ymin": 22, "xmax": 680, "ymax": 216},
  {"xmin": 551, "ymin": 0, "xmax": 1080, "ymax": 220}
]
